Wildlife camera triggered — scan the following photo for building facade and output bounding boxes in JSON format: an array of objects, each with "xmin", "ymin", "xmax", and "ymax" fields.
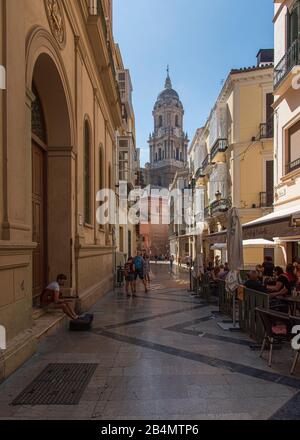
[
  {"xmin": 190, "ymin": 51, "xmax": 278, "ymax": 269},
  {"xmin": 169, "ymin": 169, "xmax": 191, "ymax": 264},
  {"xmin": 147, "ymin": 70, "xmax": 189, "ymax": 188},
  {"xmin": 0, "ymin": 0, "xmax": 128, "ymax": 381},
  {"xmin": 115, "ymin": 45, "xmax": 140, "ymax": 264},
  {"xmin": 243, "ymin": 1, "xmax": 300, "ymax": 264}
]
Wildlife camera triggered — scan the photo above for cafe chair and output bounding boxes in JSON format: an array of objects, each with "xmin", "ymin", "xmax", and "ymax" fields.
[{"xmin": 256, "ymin": 307, "xmax": 293, "ymax": 368}]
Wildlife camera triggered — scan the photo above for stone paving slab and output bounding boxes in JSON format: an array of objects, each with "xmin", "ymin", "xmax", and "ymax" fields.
[{"xmin": 0, "ymin": 264, "xmax": 299, "ymax": 420}]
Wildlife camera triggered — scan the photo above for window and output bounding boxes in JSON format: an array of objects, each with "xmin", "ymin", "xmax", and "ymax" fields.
[
  {"xmin": 266, "ymin": 160, "xmax": 274, "ymax": 206},
  {"xmin": 287, "ymin": 120, "xmax": 300, "ymax": 173},
  {"xmin": 287, "ymin": 2, "xmax": 299, "ymax": 48},
  {"xmin": 176, "ymin": 148, "xmax": 179, "ymax": 161},
  {"xmin": 158, "ymin": 115, "xmax": 163, "ymax": 128},
  {"xmin": 175, "ymin": 115, "xmax": 179, "ymax": 127},
  {"xmin": 84, "ymin": 120, "xmax": 91, "ymax": 224},
  {"xmin": 265, "ymin": 93, "xmax": 274, "ymax": 137},
  {"xmin": 159, "ymin": 148, "xmax": 162, "ymax": 161},
  {"xmin": 119, "ymin": 151, "xmax": 129, "ymax": 181},
  {"xmin": 118, "ymin": 72, "xmax": 126, "ymax": 101}
]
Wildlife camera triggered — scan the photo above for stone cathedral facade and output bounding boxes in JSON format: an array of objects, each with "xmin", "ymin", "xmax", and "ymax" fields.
[{"xmin": 147, "ymin": 71, "xmax": 189, "ymax": 188}]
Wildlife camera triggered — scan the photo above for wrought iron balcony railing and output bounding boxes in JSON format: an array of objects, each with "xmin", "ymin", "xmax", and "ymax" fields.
[
  {"xmin": 260, "ymin": 122, "xmax": 274, "ymax": 139},
  {"xmin": 274, "ymin": 37, "xmax": 300, "ymax": 89},
  {"xmin": 202, "ymin": 154, "xmax": 211, "ymax": 171},
  {"xmin": 210, "ymin": 198, "xmax": 232, "ymax": 215},
  {"xmin": 194, "ymin": 167, "xmax": 205, "ymax": 179},
  {"xmin": 210, "ymin": 138, "xmax": 228, "ymax": 161}
]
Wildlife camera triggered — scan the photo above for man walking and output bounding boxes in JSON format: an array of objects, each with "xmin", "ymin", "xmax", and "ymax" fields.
[{"xmin": 133, "ymin": 252, "xmax": 148, "ymax": 293}]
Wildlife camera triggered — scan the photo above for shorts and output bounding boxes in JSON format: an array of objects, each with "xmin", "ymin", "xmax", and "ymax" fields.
[
  {"xmin": 125, "ymin": 274, "xmax": 134, "ymax": 282},
  {"xmin": 134, "ymin": 269, "xmax": 144, "ymax": 280}
]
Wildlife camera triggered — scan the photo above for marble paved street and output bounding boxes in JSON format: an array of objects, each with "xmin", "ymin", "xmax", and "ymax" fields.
[{"xmin": 0, "ymin": 263, "xmax": 300, "ymax": 420}]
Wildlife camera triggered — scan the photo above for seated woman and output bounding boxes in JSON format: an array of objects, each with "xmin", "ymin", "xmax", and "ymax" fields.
[
  {"xmin": 267, "ymin": 267, "xmax": 291, "ymax": 310},
  {"xmin": 40, "ymin": 274, "xmax": 79, "ymax": 320}
]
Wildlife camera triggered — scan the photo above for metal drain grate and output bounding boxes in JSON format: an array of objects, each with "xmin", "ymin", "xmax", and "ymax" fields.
[{"xmin": 11, "ymin": 363, "xmax": 98, "ymax": 406}]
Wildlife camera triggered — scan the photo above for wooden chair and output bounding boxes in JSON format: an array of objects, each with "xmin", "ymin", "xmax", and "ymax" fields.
[
  {"xmin": 255, "ymin": 307, "xmax": 293, "ymax": 368},
  {"xmin": 290, "ymin": 316, "xmax": 300, "ymax": 376}
]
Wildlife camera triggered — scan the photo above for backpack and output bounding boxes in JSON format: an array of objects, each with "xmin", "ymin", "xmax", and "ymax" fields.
[{"xmin": 134, "ymin": 256, "xmax": 143, "ymax": 270}]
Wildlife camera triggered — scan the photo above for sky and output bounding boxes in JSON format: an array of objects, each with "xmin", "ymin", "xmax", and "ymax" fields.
[{"xmin": 113, "ymin": 0, "xmax": 274, "ymax": 166}]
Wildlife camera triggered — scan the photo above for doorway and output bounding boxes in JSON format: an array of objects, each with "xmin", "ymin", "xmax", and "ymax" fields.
[{"xmin": 32, "ymin": 141, "xmax": 47, "ymax": 302}]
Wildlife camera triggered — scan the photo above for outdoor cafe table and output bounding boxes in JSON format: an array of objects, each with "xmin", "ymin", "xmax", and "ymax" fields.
[{"xmin": 278, "ymin": 296, "xmax": 300, "ymax": 316}]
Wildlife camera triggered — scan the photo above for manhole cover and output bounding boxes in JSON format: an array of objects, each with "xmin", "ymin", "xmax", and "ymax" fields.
[{"xmin": 11, "ymin": 363, "xmax": 97, "ymax": 406}]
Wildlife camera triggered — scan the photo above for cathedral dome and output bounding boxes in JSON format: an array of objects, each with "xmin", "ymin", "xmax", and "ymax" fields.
[{"xmin": 154, "ymin": 69, "xmax": 183, "ymax": 110}]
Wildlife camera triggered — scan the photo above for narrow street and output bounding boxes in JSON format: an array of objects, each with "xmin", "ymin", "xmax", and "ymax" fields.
[{"xmin": 0, "ymin": 264, "xmax": 299, "ymax": 420}]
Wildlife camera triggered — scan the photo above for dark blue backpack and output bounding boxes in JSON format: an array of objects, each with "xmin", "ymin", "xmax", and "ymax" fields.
[{"xmin": 134, "ymin": 256, "xmax": 143, "ymax": 270}]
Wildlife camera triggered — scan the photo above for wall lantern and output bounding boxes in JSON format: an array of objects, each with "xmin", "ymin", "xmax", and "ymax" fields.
[{"xmin": 215, "ymin": 190, "xmax": 222, "ymax": 202}]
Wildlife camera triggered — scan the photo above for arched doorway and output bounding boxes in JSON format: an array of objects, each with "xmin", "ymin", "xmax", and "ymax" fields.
[{"xmin": 29, "ymin": 50, "xmax": 74, "ymax": 305}]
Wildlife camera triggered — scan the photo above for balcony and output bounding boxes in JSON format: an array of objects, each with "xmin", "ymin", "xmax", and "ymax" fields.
[
  {"xmin": 210, "ymin": 138, "xmax": 228, "ymax": 162},
  {"xmin": 287, "ymin": 157, "xmax": 300, "ymax": 174},
  {"xmin": 260, "ymin": 122, "xmax": 274, "ymax": 139},
  {"xmin": 202, "ymin": 154, "xmax": 211, "ymax": 172},
  {"xmin": 210, "ymin": 198, "xmax": 232, "ymax": 215},
  {"xmin": 274, "ymin": 37, "xmax": 300, "ymax": 93},
  {"xmin": 194, "ymin": 167, "xmax": 205, "ymax": 179},
  {"xmin": 260, "ymin": 192, "xmax": 274, "ymax": 208}
]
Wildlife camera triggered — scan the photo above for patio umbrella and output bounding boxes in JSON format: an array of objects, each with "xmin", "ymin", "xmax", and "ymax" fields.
[
  {"xmin": 218, "ymin": 208, "xmax": 244, "ymax": 330},
  {"xmin": 227, "ymin": 207, "xmax": 244, "ymax": 271}
]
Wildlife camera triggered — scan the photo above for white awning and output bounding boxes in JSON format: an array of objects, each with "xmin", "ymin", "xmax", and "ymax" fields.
[
  {"xmin": 211, "ymin": 239, "xmax": 278, "ymax": 251},
  {"xmin": 244, "ymin": 206, "xmax": 300, "ymax": 227}
]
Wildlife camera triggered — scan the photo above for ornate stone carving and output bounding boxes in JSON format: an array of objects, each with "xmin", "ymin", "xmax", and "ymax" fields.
[{"xmin": 44, "ymin": 0, "xmax": 66, "ymax": 48}]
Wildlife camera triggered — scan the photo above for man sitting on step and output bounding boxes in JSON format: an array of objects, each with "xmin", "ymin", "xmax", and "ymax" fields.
[{"xmin": 40, "ymin": 274, "xmax": 79, "ymax": 320}]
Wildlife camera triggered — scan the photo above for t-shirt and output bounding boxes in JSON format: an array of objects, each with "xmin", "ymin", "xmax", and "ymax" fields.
[
  {"xmin": 46, "ymin": 282, "xmax": 60, "ymax": 292},
  {"xmin": 40, "ymin": 282, "xmax": 60, "ymax": 306},
  {"xmin": 278, "ymin": 274, "xmax": 291, "ymax": 295},
  {"xmin": 262, "ymin": 262, "xmax": 275, "ymax": 277},
  {"xmin": 134, "ymin": 256, "xmax": 143, "ymax": 271},
  {"xmin": 245, "ymin": 280, "xmax": 267, "ymax": 293}
]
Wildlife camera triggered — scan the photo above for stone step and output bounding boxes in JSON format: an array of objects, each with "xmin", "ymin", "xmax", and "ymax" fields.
[{"xmin": 32, "ymin": 309, "xmax": 68, "ymax": 342}]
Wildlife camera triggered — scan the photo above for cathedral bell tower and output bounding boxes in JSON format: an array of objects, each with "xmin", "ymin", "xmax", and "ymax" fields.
[{"xmin": 148, "ymin": 68, "xmax": 189, "ymax": 188}]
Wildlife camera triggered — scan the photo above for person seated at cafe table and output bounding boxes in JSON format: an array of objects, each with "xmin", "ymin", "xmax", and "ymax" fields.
[
  {"xmin": 262, "ymin": 256, "xmax": 275, "ymax": 278},
  {"xmin": 266, "ymin": 266, "xmax": 291, "ymax": 298},
  {"xmin": 244, "ymin": 271, "xmax": 267, "ymax": 293},
  {"xmin": 285, "ymin": 263, "xmax": 298, "ymax": 287}
]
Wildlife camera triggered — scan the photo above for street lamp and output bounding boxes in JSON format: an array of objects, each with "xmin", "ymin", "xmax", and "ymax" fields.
[{"xmin": 215, "ymin": 190, "xmax": 222, "ymax": 202}]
